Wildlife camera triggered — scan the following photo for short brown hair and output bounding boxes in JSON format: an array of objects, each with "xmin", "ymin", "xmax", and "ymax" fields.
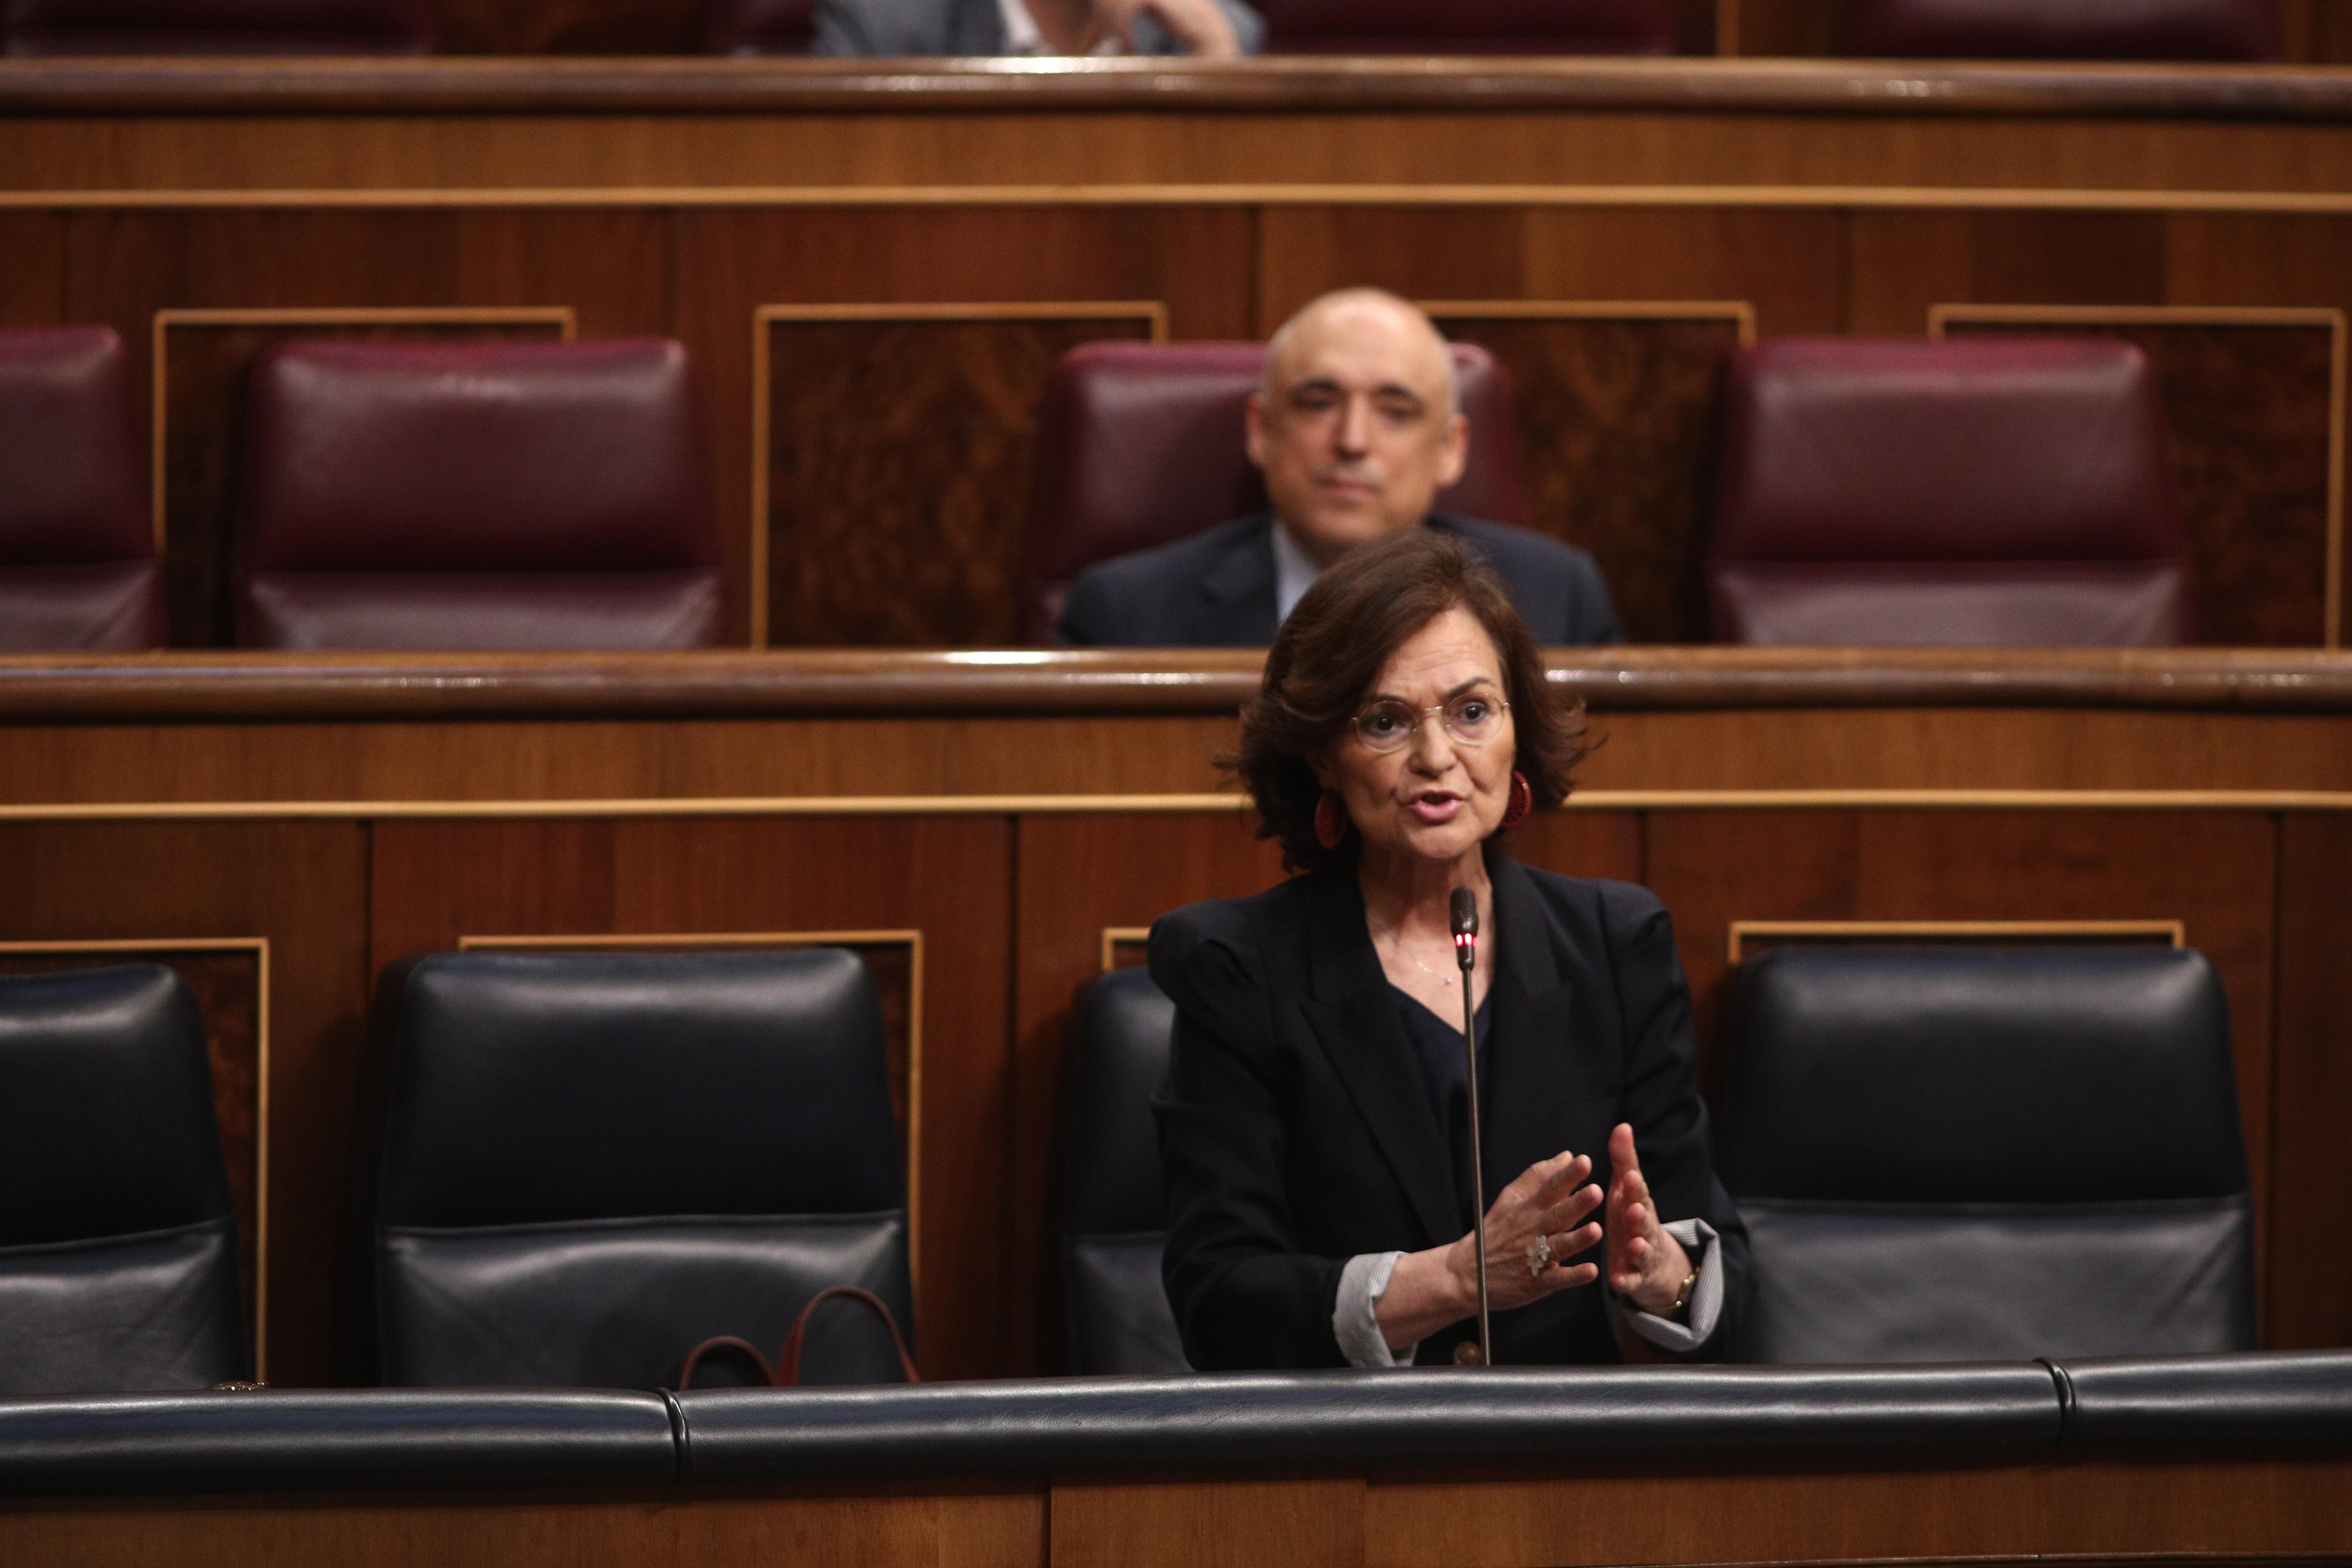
[{"xmin": 1228, "ymin": 529, "xmax": 1591, "ymax": 873}]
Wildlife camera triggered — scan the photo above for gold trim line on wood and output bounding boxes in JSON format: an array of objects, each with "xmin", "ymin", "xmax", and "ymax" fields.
[
  {"xmin": 1725, "ymin": 918, "xmax": 2187, "ymax": 964},
  {"xmin": 10, "ymin": 787, "xmax": 2352, "ymax": 823},
  {"xmin": 1100, "ymin": 926, "xmax": 1152, "ymax": 973},
  {"xmin": 453, "ymin": 928, "xmax": 925, "ymax": 1312},
  {"xmin": 1422, "ymin": 298, "xmax": 1758, "ymax": 349},
  {"xmin": 0, "ymin": 935, "xmax": 272, "ymax": 1380},
  {"xmin": 1929, "ymin": 303, "xmax": 2349, "ymax": 649},
  {"xmin": 27, "ymin": 184, "xmax": 2352, "ymax": 214},
  {"xmin": 748, "ymin": 300, "xmax": 1167, "ymax": 648},
  {"xmin": 149, "ymin": 306, "xmax": 579, "ymax": 557}
]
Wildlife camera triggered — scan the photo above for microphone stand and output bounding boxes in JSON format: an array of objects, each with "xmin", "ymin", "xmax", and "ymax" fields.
[{"xmin": 1450, "ymin": 888, "xmax": 1491, "ymax": 1367}]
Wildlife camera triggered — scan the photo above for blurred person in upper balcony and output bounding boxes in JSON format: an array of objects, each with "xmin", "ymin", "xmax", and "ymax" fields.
[
  {"xmin": 1060, "ymin": 289, "xmax": 1620, "ymax": 647},
  {"xmin": 813, "ymin": 0, "xmax": 1263, "ymax": 56}
]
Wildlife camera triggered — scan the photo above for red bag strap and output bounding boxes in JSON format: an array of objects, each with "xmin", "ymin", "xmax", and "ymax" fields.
[
  {"xmin": 774, "ymin": 1285, "xmax": 920, "ymax": 1387},
  {"xmin": 674, "ymin": 1334, "xmax": 775, "ymax": 1390}
]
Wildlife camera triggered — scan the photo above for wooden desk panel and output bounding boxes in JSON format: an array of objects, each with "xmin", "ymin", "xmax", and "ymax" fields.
[{"xmin": 4, "ymin": 650, "xmax": 2352, "ymax": 1375}]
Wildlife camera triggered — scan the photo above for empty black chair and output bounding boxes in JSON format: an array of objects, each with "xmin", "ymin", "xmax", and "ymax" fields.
[
  {"xmin": 0, "ymin": 965, "xmax": 247, "ymax": 1395},
  {"xmin": 360, "ymin": 949, "xmax": 913, "ymax": 1387},
  {"xmin": 1060, "ymin": 967, "xmax": 1188, "ymax": 1374},
  {"xmin": 1716, "ymin": 946, "xmax": 2254, "ymax": 1363}
]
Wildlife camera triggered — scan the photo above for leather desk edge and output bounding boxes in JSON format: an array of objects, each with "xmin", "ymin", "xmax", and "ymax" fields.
[{"xmin": 1, "ymin": 1359, "xmax": 2347, "ymax": 1497}]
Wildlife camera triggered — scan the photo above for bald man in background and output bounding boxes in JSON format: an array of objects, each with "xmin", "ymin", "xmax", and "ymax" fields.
[{"xmin": 1057, "ymin": 289, "xmax": 1621, "ymax": 646}]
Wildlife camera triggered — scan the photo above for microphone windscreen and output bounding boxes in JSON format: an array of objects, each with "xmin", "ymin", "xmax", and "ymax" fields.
[{"xmin": 1449, "ymin": 886, "xmax": 1478, "ymax": 939}]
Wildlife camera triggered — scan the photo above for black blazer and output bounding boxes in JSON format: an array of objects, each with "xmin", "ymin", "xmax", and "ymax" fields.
[
  {"xmin": 1058, "ymin": 513, "xmax": 1623, "ymax": 648},
  {"xmin": 1149, "ymin": 851, "xmax": 1748, "ymax": 1369}
]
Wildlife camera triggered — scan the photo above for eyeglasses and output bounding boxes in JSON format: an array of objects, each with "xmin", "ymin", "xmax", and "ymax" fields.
[{"xmin": 1351, "ymin": 693, "xmax": 1510, "ymax": 754}]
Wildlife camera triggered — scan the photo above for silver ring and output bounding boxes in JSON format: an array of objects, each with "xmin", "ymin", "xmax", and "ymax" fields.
[{"xmin": 1523, "ymin": 1237, "xmax": 1553, "ymax": 1277}]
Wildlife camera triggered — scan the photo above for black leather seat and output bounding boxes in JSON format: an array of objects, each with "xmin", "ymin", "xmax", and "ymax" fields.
[
  {"xmin": 1060, "ymin": 967, "xmax": 1189, "ymax": 1374},
  {"xmin": 1717, "ymin": 946, "xmax": 2254, "ymax": 1363},
  {"xmin": 359, "ymin": 950, "xmax": 913, "ymax": 1388},
  {"xmin": 0, "ymin": 966, "xmax": 247, "ymax": 1395}
]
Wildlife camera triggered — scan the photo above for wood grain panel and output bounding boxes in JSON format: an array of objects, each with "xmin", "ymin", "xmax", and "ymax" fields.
[
  {"xmin": 675, "ymin": 206, "xmax": 1254, "ymax": 645},
  {"xmin": 368, "ymin": 815, "xmax": 1013, "ymax": 1381},
  {"xmin": 1053, "ymin": 1479, "xmax": 1366, "ymax": 1568},
  {"xmin": 0, "ymin": 1488, "xmax": 1047, "ymax": 1568},
  {"xmin": 0, "ymin": 214, "xmax": 64, "ymax": 323},
  {"xmin": 155, "ymin": 309, "xmax": 573, "ymax": 647},
  {"xmin": 1428, "ymin": 307, "xmax": 1750, "ymax": 643},
  {"xmin": 1938, "ymin": 309, "xmax": 2342, "ymax": 647},
  {"xmin": 435, "ymin": 0, "xmax": 704, "ymax": 53},
  {"xmin": 1366, "ymin": 1455, "xmax": 2352, "ymax": 1568},
  {"xmin": 1724, "ymin": 0, "xmax": 1838, "ymax": 56},
  {"xmin": 2269, "ymin": 811, "xmax": 2352, "ymax": 1349},
  {"xmin": 757, "ymin": 306, "xmax": 1161, "ymax": 646},
  {"xmin": 1643, "ymin": 808, "xmax": 2279, "ymax": 1284},
  {"xmin": 0, "ymin": 940, "xmax": 266, "ymax": 1365},
  {"xmin": 0, "ymin": 822, "xmax": 367, "ymax": 1386}
]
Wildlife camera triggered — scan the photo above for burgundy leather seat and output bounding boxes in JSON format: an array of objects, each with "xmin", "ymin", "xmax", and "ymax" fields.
[
  {"xmin": 1258, "ymin": 0, "xmax": 1671, "ymax": 54},
  {"xmin": 1843, "ymin": 0, "xmax": 2275, "ymax": 61},
  {"xmin": 702, "ymin": 0, "xmax": 815, "ymax": 53},
  {"xmin": 1708, "ymin": 337, "xmax": 2193, "ymax": 647},
  {"xmin": 235, "ymin": 338, "xmax": 723, "ymax": 651},
  {"xmin": 3, "ymin": 0, "xmax": 435, "ymax": 55},
  {"xmin": 0, "ymin": 326, "xmax": 163, "ymax": 652},
  {"xmin": 1022, "ymin": 340, "xmax": 1525, "ymax": 643}
]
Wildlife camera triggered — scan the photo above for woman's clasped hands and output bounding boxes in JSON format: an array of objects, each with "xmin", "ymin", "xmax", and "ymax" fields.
[{"xmin": 1372, "ymin": 1122, "xmax": 1695, "ymax": 1353}]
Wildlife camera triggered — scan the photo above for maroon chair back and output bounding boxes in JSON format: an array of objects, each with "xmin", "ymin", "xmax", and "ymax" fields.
[
  {"xmin": 4, "ymin": 0, "xmax": 434, "ymax": 54},
  {"xmin": 1258, "ymin": 0, "xmax": 1671, "ymax": 53},
  {"xmin": 0, "ymin": 326, "xmax": 163, "ymax": 652},
  {"xmin": 701, "ymin": 0, "xmax": 815, "ymax": 54},
  {"xmin": 235, "ymin": 338, "xmax": 723, "ymax": 650},
  {"xmin": 1707, "ymin": 337, "xmax": 2192, "ymax": 646},
  {"xmin": 1022, "ymin": 340, "xmax": 1525, "ymax": 643},
  {"xmin": 1843, "ymin": 0, "xmax": 2275, "ymax": 61}
]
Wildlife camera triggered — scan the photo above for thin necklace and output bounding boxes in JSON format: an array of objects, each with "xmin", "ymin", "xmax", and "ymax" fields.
[{"xmin": 1370, "ymin": 922, "xmax": 1456, "ymax": 986}]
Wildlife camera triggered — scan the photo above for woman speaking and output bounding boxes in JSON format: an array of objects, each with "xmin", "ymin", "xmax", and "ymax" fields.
[{"xmin": 1152, "ymin": 530, "xmax": 1749, "ymax": 1369}]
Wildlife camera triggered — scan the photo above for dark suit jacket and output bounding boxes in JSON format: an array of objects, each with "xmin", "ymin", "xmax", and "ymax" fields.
[
  {"xmin": 1058, "ymin": 513, "xmax": 1623, "ymax": 647},
  {"xmin": 813, "ymin": 0, "xmax": 1264, "ymax": 55},
  {"xmin": 1149, "ymin": 850, "xmax": 1748, "ymax": 1369}
]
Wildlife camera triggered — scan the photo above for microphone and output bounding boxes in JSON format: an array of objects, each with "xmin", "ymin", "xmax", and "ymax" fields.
[{"xmin": 1449, "ymin": 887, "xmax": 1492, "ymax": 1367}]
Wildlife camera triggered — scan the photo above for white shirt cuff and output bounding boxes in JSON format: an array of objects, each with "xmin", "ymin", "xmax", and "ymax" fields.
[
  {"xmin": 1617, "ymin": 1218, "xmax": 1724, "ymax": 1354},
  {"xmin": 1334, "ymin": 1250, "xmax": 1415, "ymax": 1367}
]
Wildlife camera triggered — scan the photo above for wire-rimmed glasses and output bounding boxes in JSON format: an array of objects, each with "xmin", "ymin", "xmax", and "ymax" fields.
[{"xmin": 1351, "ymin": 692, "xmax": 1510, "ymax": 754}]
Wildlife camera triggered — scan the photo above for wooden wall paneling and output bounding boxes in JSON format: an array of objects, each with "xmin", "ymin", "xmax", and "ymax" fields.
[
  {"xmin": 673, "ymin": 205, "xmax": 1254, "ymax": 646},
  {"xmin": 2267, "ymin": 811, "xmax": 2352, "ymax": 1348},
  {"xmin": 0, "ymin": 214, "xmax": 64, "ymax": 323},
  {"xmin": 0, "ymin": 821, "xmax": 368, "ymax": 1386},
  {"xmin": 0, "ymin": 937, "xmax": 269, "ymax": 1369},
  {"xmin": 754, "ymin": 302, "xmax": 1163, "ymax": 646},
  {"xmin": 1722, "ymin": 0, "xmax": 1840, "ymax": 55},
  {"xmin": 1516, "ymin": 210, "xmax": 1845, "ymax": 336},
  {"xmin": 368, "ymin": 814, "xmax": 1013, "ymax": 1380},
  {"xmin": 434, "ymin": 0, "xmax": 704, "ymax": 52},
  {"xmin": 1642, "ymin": 808, "xmax": 2280, "ymax": 1302},
  {"xmin": 1841, "ymin": 211, "xmax": 2168, "ymax": 339},
  {"xmin": 1254, "ymin": 209, "xmax": 1534, "ymax": 331},
  {"xmin": 1727, "ymin": 918, "xmax": 2184, "ymax": 962},
  {"xmin": 1426, "ymin": 303, "xmax": 1752, "ymax": 643},
  {"xmin": 1366, "ymin": 1456, "xmax": 2352, "ymax": 1568},
  {"xmin": 1051, "ymin": 1479, "xmax": 1366, "ymax": 1568},
  {"xmin": 0, "ymin": 1488, "xmax": 1049, "ymax": 1568},
  {"xmin": 1008, "ymin": 809, "xmax": 1285, "ymax": 1372},
  {"xmin": 455, "ymin": 928, "xmax": 925, "ymax": 1266},
  {"xmin": 1935, "ymin": 306, "xmax": 2344, "ymax": 647},
  {"xmin": 154, "ymin": 308, "xmax": 576, "ymax": 647}
]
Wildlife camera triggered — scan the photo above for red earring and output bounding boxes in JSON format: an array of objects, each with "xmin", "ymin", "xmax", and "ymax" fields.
[
  {"xmin": 1314, "ymin": 789, "xmax": 1348, "ymax": 850},
  {"xmin": 1501, "ymin": 771, "xmax": 1533, "ymax": 830}
]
